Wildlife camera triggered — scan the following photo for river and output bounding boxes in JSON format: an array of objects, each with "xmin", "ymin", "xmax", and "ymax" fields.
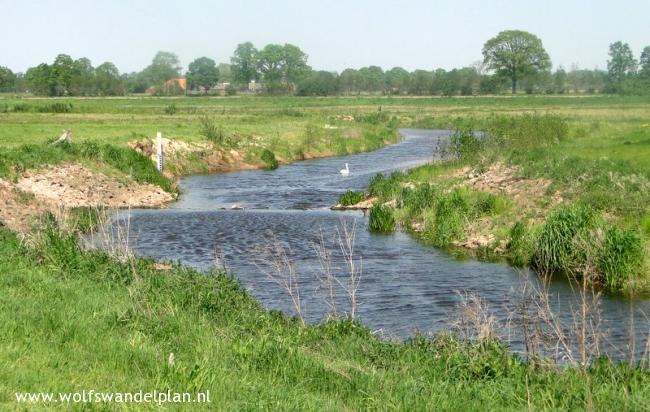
[{"xmin": 107, "ymin": 129, "xmax": 649, "ymax": 359}]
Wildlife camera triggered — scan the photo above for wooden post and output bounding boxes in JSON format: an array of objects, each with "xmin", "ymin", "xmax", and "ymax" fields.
[{"xmin": 156, "ymin": 132, "xmax": 164, "ymax": 172}]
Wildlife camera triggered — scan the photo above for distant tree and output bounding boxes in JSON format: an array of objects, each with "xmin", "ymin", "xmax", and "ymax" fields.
[
  {"xmin": 553, "ymin": 66, "xmax": 568, "ymax": 94},
  {"xmin": 70, "ymin": 57, "xmax": 95, "ymax": 95},
  {"xmin": 142, "ymin": 51, "xmax": 182, "ymax": 87},
  {"xmin": 339, "ymin": 68, "xmax": 361, "ymax": 95},
  {"xmin": 385, "ymin": 67, "xmax": 410, "ymax": 95},
  {"xmin": 0, "ymin": 66, "xmax": 17, "ymax": 92},
  {"xmin": 217, "ymin": 63, "xmax": 232, "ymax": 82},
  {"xmin": 296, "ymin": 70, "xmax": 339, "ymax": 96},
  {"xmin": 95, "ymin": 62, "xmax": 124, "ymax": 95},
  {"xmin": 231, "ymin": 42, "xmax": 259, "ymax": 84},
  {"xmin": 358, "ymin": 66, "xmax": 385, "ymax": 93},
  {"xmin": 639, "ymin": 46, "xmax": 650, "ymax": 79},
  {"xmin": 408, "ymin": 70, "xmax": 433, "ymax": 95},
  {"xmin": 256, "ymin": 43, "xmax": 310, "ymax": 92},
  {"xmin": 123, "ymin": 72, "xmax": 149, "ymax": 94},
  {"xmin": 281, "ymin": 44, "xmax": 310, "ymax": 84},
  {"xmin": 482, "ymin": 30, "xmax": 551, "ymax": 94},
  {"xmin": 256, "ymin": 44, "xmax": 284, "ymax": 84},
  {"xmin": 186, "ymin": 57, "xmax": 219, "ymax": 92},
  {"xmin": 25, "ymin": 63, "xmax": 52, "ymax": 95},
  {"xmin": 478, "ymin": 74, "xmax": 504, "ymax": 95},
  {"xmin": 49, "ymin": 54, "xmax": 76, "ymax": 95},
  {"xmin": 606, "ymin": 41, "xmax": 637, "ymax": 93}
]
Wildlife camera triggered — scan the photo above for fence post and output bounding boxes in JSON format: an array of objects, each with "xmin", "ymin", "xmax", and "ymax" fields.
[{"xmin": 156, "ymin": 132, "xmax": 164, "ymax": 172}]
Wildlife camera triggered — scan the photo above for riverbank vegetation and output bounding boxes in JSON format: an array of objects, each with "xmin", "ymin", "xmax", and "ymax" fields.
[
  {"xmin": 1, "ymin": 220, "xmax": 648, "ymax": 409},
  {"xmin": 348, "ymin": 109, "xmax": 650, "ymax": 293}
]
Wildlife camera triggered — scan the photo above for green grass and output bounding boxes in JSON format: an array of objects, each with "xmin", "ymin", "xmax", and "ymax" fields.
[
  {"xmin": 337, "ymin": 190, "xmax": 365, "ymax": 206},
  {"xmin": 368, "ymin": 204, "xmax": 395, "ymax": 233},
  {"xmin": 1, "ymin": 225, "xmax": 648, "ymax": 410}
]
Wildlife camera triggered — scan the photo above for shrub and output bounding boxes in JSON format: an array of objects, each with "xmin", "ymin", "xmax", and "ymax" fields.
[
  {"xmin": 599, "ymin": 227, "xmax": 645, "ymax": 292},
  {"xmin": 164, "ymin": 104, "xmax": 178, "ymax": 115},
  {"xmin": 260, "ymin": 149, "xmax": 279, "ymax": 170},
  {"xmin": 38, "ymin": 102, "xmax": 73, "ymax": 113},
  {"xmin": 338, "ymin": 191, "xmax": 365, "ymax": 206},
  {"xmin": 369, "ymin": 205, "xmax": 395, "ymax": 233},
  {"xmin": 533, "ymin": 204, "xmax": 598, "ymax": 275},
  {"xmin": 198, "ymin": 115, "xmax": 226, "ymax": 144},
  {"xmin": 442, "ymin": 127, "xmax": 484, "ymax": 161}
]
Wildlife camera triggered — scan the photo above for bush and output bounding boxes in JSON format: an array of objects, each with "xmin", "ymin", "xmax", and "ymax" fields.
[
  {"xmin": 533, "ymin": 204, "xmax": 598, "ymax": 275},
  {"xmin": 260, "ymin": 149, "xmax": 279, "ymax": 170},
  {"xmin": 164, "ymin": 104, "xmax": 178, "ymax": 115},
  {"xmin": 368, "ymin": 204, "xmax": 395, "ymax": 233},
  {"xmin": 338, "ymin": 191, "xmax": 365, "ymax": 206},
  {"xmin": 198, "ymin": 115, "xmax": 226, "ymax": 144},
  {"xmin": 38, "ymin": 102, "xmax": 73, "ymax": 113},
  {"xmin": 442, "ymin": 127, "xmax": 484, "ymax": 161},
  {"xmin": 599, "ymin": 227, "xmax": 645, "ymax": 291}
]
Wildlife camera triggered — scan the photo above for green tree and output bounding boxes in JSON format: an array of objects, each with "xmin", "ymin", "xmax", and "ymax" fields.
[
  {"xmin": 143, "ymin": 51, "xmax": 181, "ymax": 87},
  {"xmin": 70, "ymin": 57, "xmax": 95, "ymax": 96},
  {"xmin": 385, "ymin": 67, "xmax": 410, "ymax": 95},
  {"xmin": 186, "ymin": 57, "xmax": 219, "ymax": 92},
  {"xmin": 281, "ymin": 44, "xmax": 310, "ymax": 84},
  {"xmin": 482, "ymin": 30, "xmax": 551, "ymax": 94},
  {"xmin": 95, "ymin": 62, "xmax": 124, "ymax": 96},
  {"xmin": 217, "ymin": 63, "xmax": 232, "ymax": 82},
  {"xmin": 408, "ymin": 70, "xmax": 433, "ymax": 95},
  {"xmin": 553, "ymin": 66, "xmax": 568, "ymax": 94},
  {"xmin": 25, "ymin": 63, "xmax": 52, "ymax": 95},
  {"xmin": 49, "ymin": 54, "xmax": 76, "ymax": 95},
  {"xmin": 358, "ymin": 66, "xmax": 385, "ymax": 93},
  {"xmin": 0, "ymin": 66, "xmax": 17, "ymax": 92},
  {"xmin": 339, "ymin": 69, "xmax": 361, "ymax": 95},
  {"xmin": 296, "ymin": 70, "xmax": 339, "ymax": 96},
  {"xmin": 606, "ymin": 41, "xmax": 637, "ymax": 93},
  {"xmin": 639, "ymin": 46, "xmax": 650, "ymax": 78},
  {"xmin": 256, "ymin": 44, "xmax": 310, "ymax": 93},
  {"xmin": 231, "ymin": 42, "xmax": 259, "ymax": 84}
]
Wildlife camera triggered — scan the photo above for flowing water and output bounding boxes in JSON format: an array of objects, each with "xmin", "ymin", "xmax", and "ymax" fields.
[{"xmin": 110, "ymin": 129, "xmax": 649, "ymax": 358}]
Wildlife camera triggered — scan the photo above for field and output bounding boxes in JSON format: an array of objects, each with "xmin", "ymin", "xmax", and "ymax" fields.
[{"xmin": 1, "ymin": 95, "xmax": 650, "ymax": 409}]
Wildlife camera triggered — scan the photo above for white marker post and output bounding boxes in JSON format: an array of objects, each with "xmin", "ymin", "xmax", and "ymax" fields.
[{"xmin": 156, "ymin": 132, "xmax": 164, "ymax": 172}]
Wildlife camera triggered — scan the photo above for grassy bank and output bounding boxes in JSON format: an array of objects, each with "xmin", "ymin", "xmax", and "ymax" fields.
[
  {"xmin": 355, "ymin": 112, "xmax": 650, "ymax": 293},
  {"xmin": 0, "ymin": 96, "xmax": 402, "ymax": 178},
  {"xmin": 1, "ymin": 223, "xmax": 648, "ymax": 410}
]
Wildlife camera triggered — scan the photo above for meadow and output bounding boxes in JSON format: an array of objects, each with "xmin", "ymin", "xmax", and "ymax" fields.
[{"xmin": 1, "ymin": 94, "xmax": 650, "ymax": 409}]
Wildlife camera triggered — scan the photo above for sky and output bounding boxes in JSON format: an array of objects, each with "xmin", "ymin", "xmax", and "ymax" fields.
[{"xmin": 1, "ymin": 0, "xmax": 649, "ymax": 74}]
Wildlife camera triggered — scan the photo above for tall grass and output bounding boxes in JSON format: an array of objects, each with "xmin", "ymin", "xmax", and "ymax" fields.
[
  {"xmin": 368, "ymin": 204, "xmax": 395, "ymax": 233},
  {"xmin": 533, "ymin": 204, "xmax": 598, "ymax": 276}
]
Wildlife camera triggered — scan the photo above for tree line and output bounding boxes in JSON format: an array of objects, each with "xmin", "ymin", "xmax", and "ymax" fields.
[{"xmin": 1, "ymin": 31, "xmax": 648, "ymax": 96}]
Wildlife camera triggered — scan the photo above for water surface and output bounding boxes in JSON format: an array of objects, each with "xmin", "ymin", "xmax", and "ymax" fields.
[{"xmin": 112, "ymin": 129, "xmax": 649, "ymax": 358}]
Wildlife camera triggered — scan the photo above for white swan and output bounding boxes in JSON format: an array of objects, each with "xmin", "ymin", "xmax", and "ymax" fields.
[{"xmin": 340, "ymin": 163, "xmax": 350, "ymax": 176}]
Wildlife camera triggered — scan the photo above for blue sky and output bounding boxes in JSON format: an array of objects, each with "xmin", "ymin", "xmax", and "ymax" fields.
[{"xmin": 2, "ymin": 0, "xmax": 649, "ymax": 74}]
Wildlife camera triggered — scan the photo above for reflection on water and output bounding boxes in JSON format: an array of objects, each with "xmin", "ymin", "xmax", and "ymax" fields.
[{"xmin": 108, "ymin": 129, "xmax": 649, "ymax": 358}]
